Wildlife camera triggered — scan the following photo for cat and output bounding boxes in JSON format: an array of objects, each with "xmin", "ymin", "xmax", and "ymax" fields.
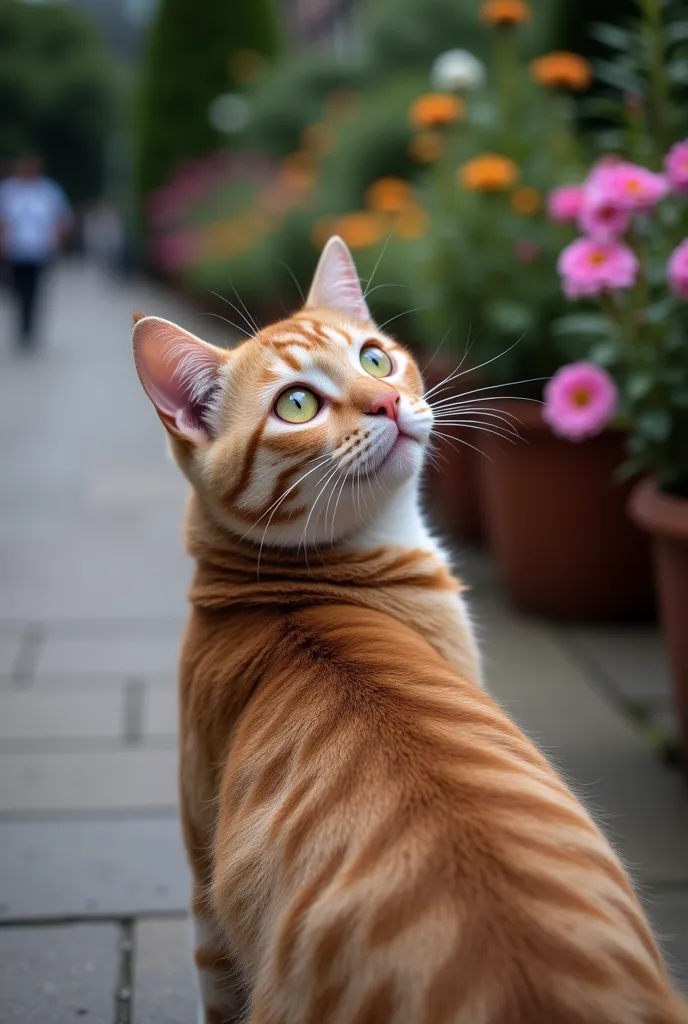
[{"xmin": 133, "ymin": 236, "xmax": 688, "ymax": 1024}]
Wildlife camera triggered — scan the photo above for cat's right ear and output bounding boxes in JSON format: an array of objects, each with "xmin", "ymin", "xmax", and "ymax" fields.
[{"xmin": 133, "ymin": 316, "xmax": 229, "ymax": 446}]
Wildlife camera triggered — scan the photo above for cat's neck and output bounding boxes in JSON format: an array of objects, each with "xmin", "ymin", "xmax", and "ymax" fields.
[{"xmin": 346, "ymin": 477, "xmax": 447, "ymax": 562}]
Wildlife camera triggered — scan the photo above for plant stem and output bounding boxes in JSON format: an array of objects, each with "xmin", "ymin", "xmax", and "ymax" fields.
[{"xmin": 637, "ymin": 0, "xmax": 670, "ymax": 161}]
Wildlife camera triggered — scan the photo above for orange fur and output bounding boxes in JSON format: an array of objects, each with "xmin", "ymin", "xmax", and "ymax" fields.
[{"xmin": 133, "ymin": 238, "xmax": 688, "ymax": 1023}]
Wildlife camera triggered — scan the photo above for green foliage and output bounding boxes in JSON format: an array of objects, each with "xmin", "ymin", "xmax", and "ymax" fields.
[
  {"xmin": 242, "ymin": 54, "xmax": 360, "ymax": 159},
  {"xmin": 136, "ymin": 0, "xmax": 282, "ymax": 199},
  {"xmin": 0, "ymin": 0, "xmax": 116, "ymax": 201},
  {"xmin": 361, "ymin": 0, "xmax": 558, "ymax": 78},
  {"xmin": 316, "ymin": 75, "xmax": 427, "ymax": 213}
]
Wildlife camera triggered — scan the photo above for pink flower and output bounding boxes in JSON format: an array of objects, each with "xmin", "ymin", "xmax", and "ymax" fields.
[
  {"xmin": 667, "ymin": 238, "xmax": 688, "ymax": 300},
  {"xmin": 578, "ymin": 193, "xmax": 630, "ymax": 241},
  {"xmin": 665, "ymin": 140, "xmax": 688, "ymax": 194},
  {"xmin": 547, "ymin": 185, "xmax": 585, "ymax": 223},
  {"xmin": 588, "ymin": 160, "xmax": 667, "ymax": 211},
  {"xmin": 543, "ymin": 363, "xmax": 618, "ymax": 442},
  {"xmin": 558, "ymin": 238, "xmax": 639, "ymax": 299}
]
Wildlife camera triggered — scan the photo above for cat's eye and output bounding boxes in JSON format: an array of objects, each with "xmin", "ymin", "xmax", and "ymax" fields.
[
  {"xmin": 274, "ymin": 387, "xmax": 320, "ymax": 424},
  {"xmin": 360, "ymin": 344, "xmax": 393, "ymax": 379}
]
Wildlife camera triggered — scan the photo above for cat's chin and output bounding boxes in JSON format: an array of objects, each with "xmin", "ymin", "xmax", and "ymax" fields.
[{"xmin": 375, "ymin": 434, "xmax": 424, "ymax": 483}]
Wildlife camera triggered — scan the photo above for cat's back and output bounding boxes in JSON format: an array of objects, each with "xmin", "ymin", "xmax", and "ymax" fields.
[{"xmin": 194, "ymin": 603, "xmax": 687, "ymax": 1024}]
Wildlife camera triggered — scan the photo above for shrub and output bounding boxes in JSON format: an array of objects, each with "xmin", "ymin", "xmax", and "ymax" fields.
[{"xmin": 136, "ymin": 0, "xmax": 282, "ymax": 200}]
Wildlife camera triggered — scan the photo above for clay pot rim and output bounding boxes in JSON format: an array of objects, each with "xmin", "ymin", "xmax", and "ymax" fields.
[{"xmin": 630, "ymin": 476, "xmax": 688, "ymax": 543}]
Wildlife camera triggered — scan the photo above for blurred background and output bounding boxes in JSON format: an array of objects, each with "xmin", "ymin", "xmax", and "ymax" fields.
[{"xmin": 1, "ymin": 0, "xmax": 688, "ymax": 1019}]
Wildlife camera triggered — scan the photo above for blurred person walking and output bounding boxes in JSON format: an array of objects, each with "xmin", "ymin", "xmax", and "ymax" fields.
[{"xmin": 0, "ymin": 155, "xmax": 72, "ymax": 350}]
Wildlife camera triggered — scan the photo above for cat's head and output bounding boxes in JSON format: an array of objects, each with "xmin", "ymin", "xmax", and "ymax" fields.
[{"xmin": 133, "ymin": 237, "xmax": 433, "ymax": 547}]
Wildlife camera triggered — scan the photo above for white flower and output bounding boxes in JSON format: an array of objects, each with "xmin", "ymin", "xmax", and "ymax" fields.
[
  {"xmin": 208, "ymin": 94, "xmax": 250, "ymax": 134},
  {"xmin": 431, "ymin": 50, "xmax": 486, "ymax": 92}
]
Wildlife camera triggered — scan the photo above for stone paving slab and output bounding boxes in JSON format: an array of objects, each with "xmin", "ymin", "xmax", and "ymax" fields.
[
  {"xmin": 0, "ymin": 922, "xmax": 120, "ymax": 1024},
  {"xmin": 0, "ymin": 690, "xmax": 123, "ymax": 742},
  {"xmin": 36, "ymin": 637, "xmax": 181, "ymax": 675},
  {"xmin": 0, "ymin": 818, "xmax": 188, "ymax": 921},
  {"xmin": 133, "ymin": 918, "xmax": 197, "ymax": 1024},
  {"xmin": 1, "ymin": 670, "xmax": 176, "ymax": 692},
  {"xmin": 0, "ymin": 749, "xmax": 177, "ymax": 813},
  {"xmin": 567, "ymin": 625, "xmax": 672, "ymax": 702},
  {"xmin": 480, "ymin": 598, "xmax": 688, "ymax": 884}
]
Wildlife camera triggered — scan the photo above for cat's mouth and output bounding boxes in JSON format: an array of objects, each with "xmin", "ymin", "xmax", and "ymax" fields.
[{"xmin": 359, "ymin": 424, "xmax": 424, "ymax": 477}]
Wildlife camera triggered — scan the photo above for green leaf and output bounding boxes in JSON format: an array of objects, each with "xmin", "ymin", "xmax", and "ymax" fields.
[
  {"xmin": 487, "ymin": 301, "xmax": 534, "ymax": 334},
  {"xmin": 615, "ymin": 453, "xmax": 650, "ymax": 482},
  {"xmin": 626, "ymin": 371, "xmax": 654, "ymax": 400},
  {"xmin": 551, "ymin": 314, "xmax": 612, "ymax": 338},
  {"xmin": 665, "ymin": 21, "xmax": 688, "ymax": 46},
  {"xmin": 592, "ymin": 59, "xmax": 642, "ymax": 93},
  {"xmin": 645, "ymin": 295, "xmax": 680, "ymax": 323},
  {"xmin": 637, "ymin": 410, "xmax": 672, "ymax": 441},
  {"xmin": 589, "ymin": 340, "xmax": 622, "ymax": 366},
  {"xmin": 590, "ymin": 23, "xmax": 634, "ymax": 50},
  {"xmin": 667, "ymin": 60, "xmax": 688, "ymax": 85}
]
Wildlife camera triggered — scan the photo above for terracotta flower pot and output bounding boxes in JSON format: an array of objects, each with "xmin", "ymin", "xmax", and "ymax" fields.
[
  {"xmin": 481, "ymin": 401, "xmax": 654, "ymax": 621},
  {"xmin": 422, "ymin": 356, "xmax": 486, "ymax": 543},
  {"xmin": 630, "ymin": 478, "xmax": 688, "ymax": 754}
]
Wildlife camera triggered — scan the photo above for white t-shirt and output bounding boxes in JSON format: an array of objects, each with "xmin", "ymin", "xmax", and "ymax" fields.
[{"xmin": 0, "ymin": 176, "xmax": 72, "ymax": 263}]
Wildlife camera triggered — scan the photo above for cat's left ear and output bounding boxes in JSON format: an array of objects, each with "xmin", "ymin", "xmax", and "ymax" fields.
[
  {"xmin": 133, "ymin": 316, "xmax": 229, "ymax": 446},
  {"xmin": 305, "ymin": 235, "xmax": 372, "ymax": 321}
]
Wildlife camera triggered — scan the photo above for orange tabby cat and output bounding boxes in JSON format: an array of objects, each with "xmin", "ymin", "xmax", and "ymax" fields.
[{"xmin": 133, "ymin": 237, "xmax": 687, "ymax": 1024}]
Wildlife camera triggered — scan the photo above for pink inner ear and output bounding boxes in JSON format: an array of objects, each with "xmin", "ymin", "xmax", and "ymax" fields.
[
  {"xmin": 306, "ymin": 236, "xmax": 372, "ymax": 321},
  {"xmin": 133, "ymin": 317, "xmax": 225, "ymax": 442}
]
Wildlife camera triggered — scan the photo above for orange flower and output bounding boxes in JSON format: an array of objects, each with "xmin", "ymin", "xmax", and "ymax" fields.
[
  {"xmin": 409, "ymin": 93, "xmax": 465, "ymax": 130},
  {"xmin": 409, "ymin": 131, "xmax": 443, "ymax": 164},
  {"xmin": 460, "ymin": 154, "xmax": 519, "ymax": 191},
  {"xmin": 530, "ymin": 52, "xmax": 593, "ymax": 91},
  {"xmin": 279, "ymin": 152, "xmax": 316, "ymax": 192},
  {"xmin": 511, "ymin": 185, "xmax": 541, "ymax": 215},
  {"xmin": 366, "ymin": 177, "xmax": 414, "ymax": 213},
  {"xmin": 394, "ymin": 205, "xmax": 429, "ymax": 239},
  {"xmin": 480, "ymin": 0, "xmax": 532, "ymax": 27},
  {"xmin": 301, "ymin": 122, "xmax": 336, "ymax": 157},
  {"xmin": 335, "ymin": 212, "xmax": 384, "ymax": 249}
]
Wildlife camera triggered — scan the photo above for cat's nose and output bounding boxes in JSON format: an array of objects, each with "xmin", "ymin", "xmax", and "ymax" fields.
[{"xmin": 369, "ymin": 392, "xmax": 400, "ymax": 421}]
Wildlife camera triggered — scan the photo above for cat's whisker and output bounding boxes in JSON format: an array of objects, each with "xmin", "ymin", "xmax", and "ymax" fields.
[
  {"xmin": 240, "ymin": 454, "xmax": 331, "ymax": 544},
  {"xmin": 434, "ymin": 414, "xmax": 520, "ymax": 436},
  {"xmin": 298, "ymin": 461, "xmax": 343, "ymax": 561},
  {"xmin": 202, "ymin": 310, "xmax": 252, "ymax": 340},
  {"xmin": 433, "ymin": 407, "xmax": 522, "ymax": 431},
  {"xmin": 428, "ymin": 378, "xmax": 548, "ymax": 410},
  {"xmin": 434, "ymin": 422, "xmax": 518, "ymax": 445},
  {"xmin": 279, "ymin": 260, "xmax": 305, "ymax": 304},
  {"xmin": 328, "ymin": 466, "xmax": 351, "ymax": 547},
  {"xmin": 226, "ymin": 279, "xmax": 262, "ymax": 336},
  {"xmin": 431, "ymin": 429, "xmax": 494, "ymax": 462},
  {"xmin": 208, "ymin": 288, "xmax": 259, "ymax": 338},
  {"xmin": 375, "ymin": 306, "xmax": 430, "ymax": 334},
  {"xmin": 422, "ymin": 335, "xmax": 527, "ymax": 400},
  {"xmin": 362, "ymin": 225, "xmax": 397, "ymax": 302}
]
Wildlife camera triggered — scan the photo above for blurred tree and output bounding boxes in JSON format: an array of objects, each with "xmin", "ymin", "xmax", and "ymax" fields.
[
  {"xmin": 0, "ymin": 0, "xmax": 116, "ymax": 202},
  {"xmin": 136, "ymin": 0, "xmax": 282, "ymax": 200}
]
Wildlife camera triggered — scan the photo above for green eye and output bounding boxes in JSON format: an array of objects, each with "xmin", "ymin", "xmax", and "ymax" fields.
[
  {"xmin": 360, "ymin": 344, "xmax": 393, "ymax": 379},
  {"xmin": 274, "ymin": 387, "xmax": 320, "ymax": 424}
]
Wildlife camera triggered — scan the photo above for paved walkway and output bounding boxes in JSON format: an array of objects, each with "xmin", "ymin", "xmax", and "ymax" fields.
[{"xmin": 0, "ymin": 259, "xmax": 687, "ymax": 1022}]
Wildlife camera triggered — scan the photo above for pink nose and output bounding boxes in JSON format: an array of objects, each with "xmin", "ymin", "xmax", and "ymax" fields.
[{"xmin": 369, "ymin": 391, "xmax": 400, "ymax": 421}]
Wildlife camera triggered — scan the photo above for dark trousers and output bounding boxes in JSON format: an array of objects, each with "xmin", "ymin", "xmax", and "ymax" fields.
[{"xmin": 10, "ymin": 261, "xmax": 44, "ymax": 345}]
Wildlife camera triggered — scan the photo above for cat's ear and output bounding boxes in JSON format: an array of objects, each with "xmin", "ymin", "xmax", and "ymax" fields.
[
  {"xmin": 305, "ymin": 235, "xmax": 372, "ymax": 321},
  {"xmin": 133, "ymin": 316, "xmax": 229, "ymax": 446}
]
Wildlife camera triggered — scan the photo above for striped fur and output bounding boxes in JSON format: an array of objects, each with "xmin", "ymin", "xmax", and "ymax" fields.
[{"xmin": 133, "ymin": 238, "xmax": 688, "ymax": 1023}]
